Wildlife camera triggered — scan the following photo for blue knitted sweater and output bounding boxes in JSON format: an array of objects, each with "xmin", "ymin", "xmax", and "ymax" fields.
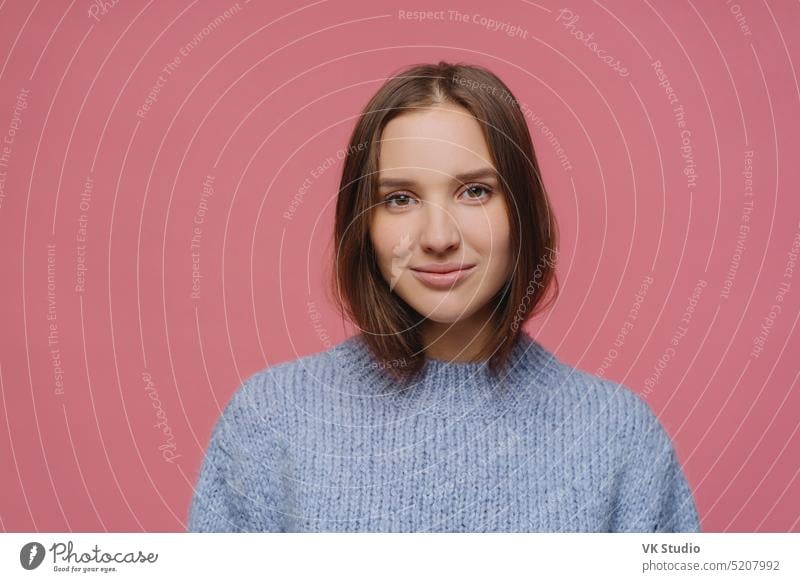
[{"xmin": 187, "ymin": 332, "xmax": 701, "ymax": 532}]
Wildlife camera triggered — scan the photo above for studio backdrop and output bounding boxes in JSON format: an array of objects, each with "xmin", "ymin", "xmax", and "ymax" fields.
[{"xmin": 0, "ymin": 0, "xmax": 798, "ymax": 532}]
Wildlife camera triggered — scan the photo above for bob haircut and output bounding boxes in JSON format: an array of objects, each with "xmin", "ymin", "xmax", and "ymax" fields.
[{"xmin": 330, "ymin": 61, "xmax": 559, "ymax": 383}]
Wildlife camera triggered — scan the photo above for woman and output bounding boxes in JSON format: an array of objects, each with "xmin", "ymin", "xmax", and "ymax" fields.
[{"xmin": 187, "ymin": 61, "xmax": 701, "ymax": 533}]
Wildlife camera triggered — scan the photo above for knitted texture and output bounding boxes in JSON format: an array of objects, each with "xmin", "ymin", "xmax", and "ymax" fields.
[{"xmin": 187, "ymin": 332, "xmax": 701, "ymax": 532}]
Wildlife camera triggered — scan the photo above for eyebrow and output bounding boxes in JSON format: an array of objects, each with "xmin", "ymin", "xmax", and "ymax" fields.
[{"xmin": 376, "ymin": 167, "xmax": 498, "ymax": 189}]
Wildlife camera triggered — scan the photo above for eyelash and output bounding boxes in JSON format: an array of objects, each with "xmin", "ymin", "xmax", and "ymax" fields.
[{"xmin": 382, "ymin": 184, "xmax": 493, "ymax": 209}]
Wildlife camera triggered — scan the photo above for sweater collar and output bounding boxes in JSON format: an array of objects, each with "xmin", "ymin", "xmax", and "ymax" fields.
[{"xmin": 326, "ymin": 331, "xmax": 561, "ymax": 403}]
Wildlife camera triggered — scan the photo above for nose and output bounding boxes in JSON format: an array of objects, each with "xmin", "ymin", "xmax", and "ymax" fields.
[{"xmin": 418, "ymin": 200, "xmax": 460, "ymax": 255}]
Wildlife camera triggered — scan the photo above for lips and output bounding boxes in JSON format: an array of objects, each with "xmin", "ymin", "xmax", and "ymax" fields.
[
  {"xmin": 410, "ymin": 264, "xmax": 477, "ymax": 289},
  {"xmin": 411, "ymin": 263, "xmax": 475, "ymax": 274}
]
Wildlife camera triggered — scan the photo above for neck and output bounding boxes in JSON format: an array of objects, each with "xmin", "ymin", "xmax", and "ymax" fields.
[{"xmin": 421, "ymin": 307, "xmax": 495, "ymax": 362}]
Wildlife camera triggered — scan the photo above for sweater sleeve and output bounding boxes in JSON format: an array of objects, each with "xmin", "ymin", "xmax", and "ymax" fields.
[
  {"xmin": 610, "ymin": 399, "xmax": 702, "ymax": 533},
  {"xmin": 187, "ymin": 374, "xmax": 288, "ymax": 532},
  {"xmin": 186, "ymin": 395, "xmax": 244, "ymax": 533}
]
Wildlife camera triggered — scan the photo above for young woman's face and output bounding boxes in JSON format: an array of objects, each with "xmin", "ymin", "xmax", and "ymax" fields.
[{"xmin": 369, "ymin": 103, "xmax": 512, "ymax": 326}]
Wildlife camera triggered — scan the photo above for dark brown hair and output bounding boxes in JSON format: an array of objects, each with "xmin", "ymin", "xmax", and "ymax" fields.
[{"xmin": 328, "ymin": 61, "xmax": 559, "ymax": 383}]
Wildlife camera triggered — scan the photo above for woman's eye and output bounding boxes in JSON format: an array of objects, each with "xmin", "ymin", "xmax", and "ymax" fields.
[
  {"xmin": 461, "ymin": 184, "xmax": 492, "ymax": 201},
  {"xmin": 384, "ymin": 192, "xmax": 417, "ymax": 208}
]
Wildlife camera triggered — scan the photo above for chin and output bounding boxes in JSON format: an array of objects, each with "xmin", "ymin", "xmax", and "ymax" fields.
[{"xmin": 404, "ymin": 298, "xmax": 483, "ymax": 324}]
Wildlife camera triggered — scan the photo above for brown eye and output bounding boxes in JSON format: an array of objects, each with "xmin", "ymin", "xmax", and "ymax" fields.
[
  {"xmin": 384, "ymin": 192, "xmax": 418, "ymax": 208},
  {"xmin": 461, "ymin": 184, "xmax": 492, "ymax": 201}
]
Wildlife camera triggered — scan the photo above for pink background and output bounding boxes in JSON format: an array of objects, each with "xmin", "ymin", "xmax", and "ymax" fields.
[{"xmin": 1, "ymin": 0, "xmax": 798, "ymax": 532}]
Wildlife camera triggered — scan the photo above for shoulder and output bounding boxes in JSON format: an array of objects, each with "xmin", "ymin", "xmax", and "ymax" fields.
[
  {"xmin": 566, "ymin": 364, "xmax": 654, "ymax": 425},
  {"xmin": 540, "ymin": 351, "xmax": 674, "ymax": 456},
  {"xmin": 205, "ymin": 348, "xmax": 319, "ymax": 453},
  {"xmin": 222, "ymin": 339, "xmax": 351, "ymax": 422},
  {"xmin": 532, "ymin": 344, "xmax": 650, "ymax": 421}
]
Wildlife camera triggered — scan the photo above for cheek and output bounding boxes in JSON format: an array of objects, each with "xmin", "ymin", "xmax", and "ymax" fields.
[
  {"xmin": 370, "ymin": 215, "xmax": 411, "ymax": 267},
  {"xmin": 464, "ymin": 203, "xmax": 511, "ymax": 261}
]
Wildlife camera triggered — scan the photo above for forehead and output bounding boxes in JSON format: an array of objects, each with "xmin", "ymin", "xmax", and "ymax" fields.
[{"xmin": 377, "ymin": 104, "xmax": 493, "ymax": 176}]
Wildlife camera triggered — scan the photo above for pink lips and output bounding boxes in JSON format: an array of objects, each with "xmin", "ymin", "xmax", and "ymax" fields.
[{"xmin": 410, "ymin": 263, "xmax": 477, "ymax": 289}]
